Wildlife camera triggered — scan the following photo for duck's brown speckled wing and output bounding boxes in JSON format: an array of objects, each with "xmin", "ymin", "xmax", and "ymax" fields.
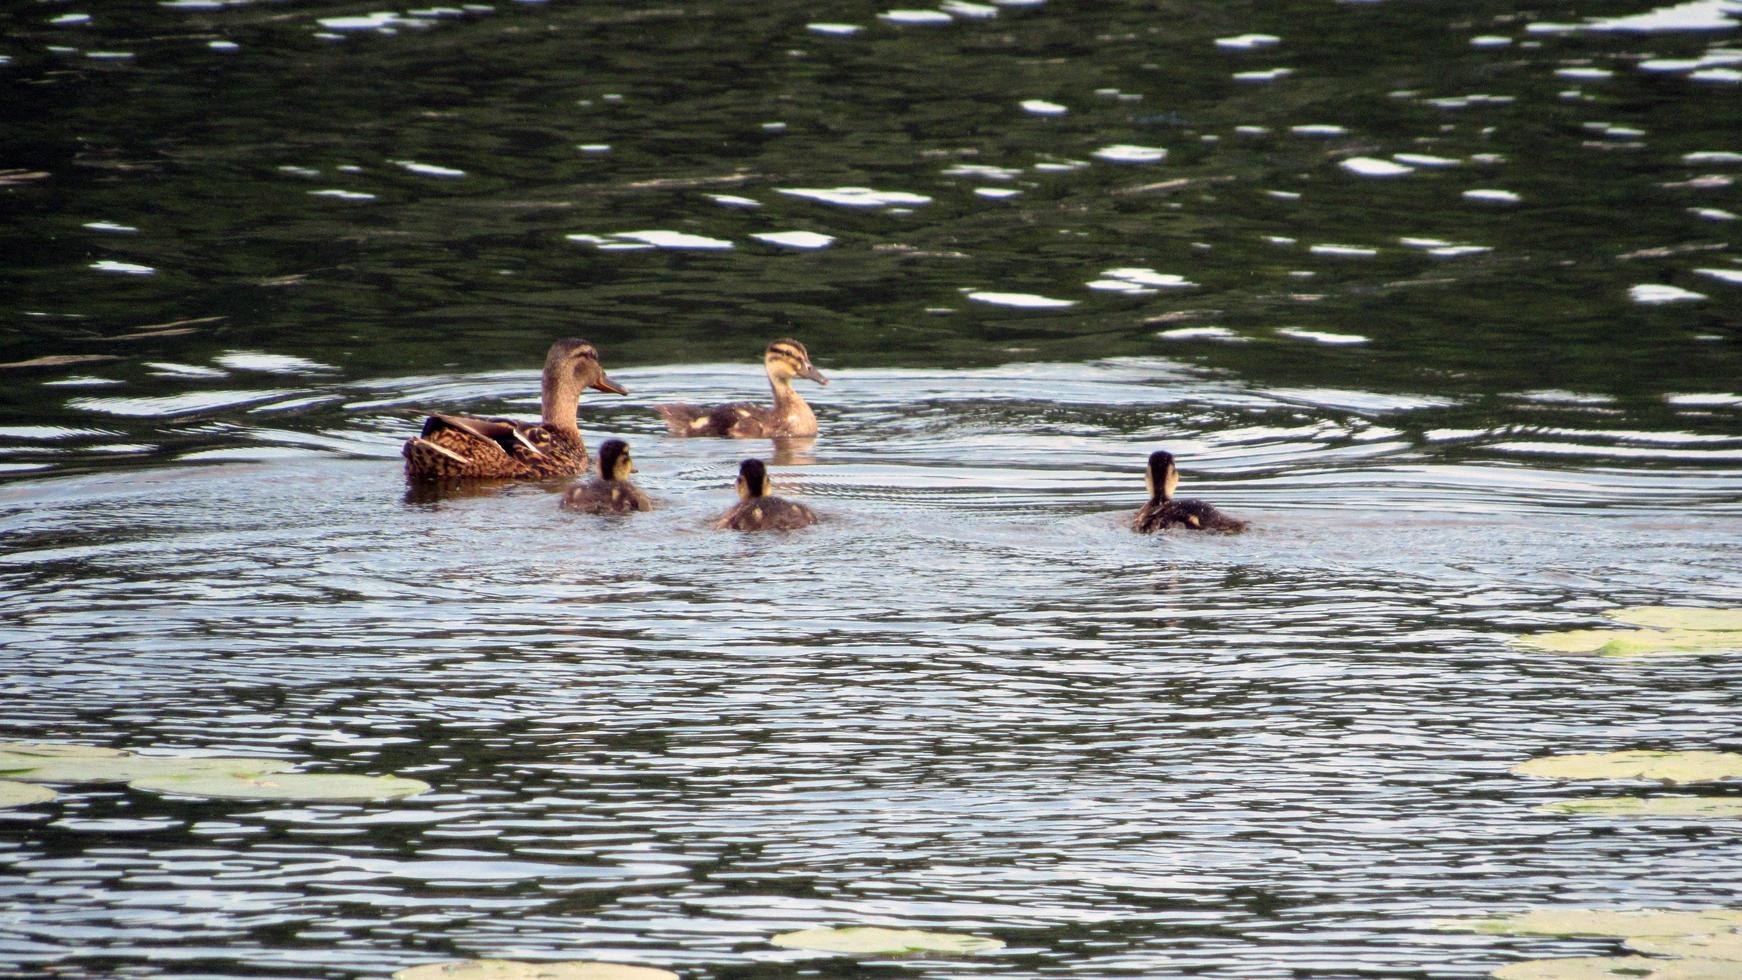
[
  {"xmin": 716, "ymin": 495, "xmax": 817, "ymax": 531},
  {"xmin": 403, "ymin": 414, "xmax": 538, "ymax": 479},
  {"xmin": 1133, "ymin": 499, "xmax": 1247, "ymax": 534},
  {"xmin": 561, "ymin": 479, "xmax": 652, "ymax": 514},
  {"xmin": 657, "ymin": 403, "xmax": 774, "ymax": 438}
]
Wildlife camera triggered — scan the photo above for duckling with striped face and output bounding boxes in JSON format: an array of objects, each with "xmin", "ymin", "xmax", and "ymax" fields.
[
  {"xmin": 561, "ymin": 439, "xmax": 653, "ymax": 514},
  {"xmin": 716, "ymin": 458, "xmax": 818, "ymax": 531},
  {"xmin": 1133, "ymin": 450, "xmax": 1247, "ymax": 533},
  {"xmin": 656, "ymin": 339, "xmax": 829, "ymax": 438}
]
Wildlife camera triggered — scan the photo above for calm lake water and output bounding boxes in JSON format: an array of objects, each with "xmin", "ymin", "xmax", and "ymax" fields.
[{"xmin": 2, "ymin": 1, "xmax": 1741, "ymax": 978}]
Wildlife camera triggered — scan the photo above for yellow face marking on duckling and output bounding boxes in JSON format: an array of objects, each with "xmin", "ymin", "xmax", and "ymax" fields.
[{"xmin": 1165, "ymin": 465, "xmax": 1179, "ymax": 500}]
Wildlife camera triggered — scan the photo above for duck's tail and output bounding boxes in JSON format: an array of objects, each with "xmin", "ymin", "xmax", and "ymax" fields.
[{"xmin": 402, "ymin": 436, "xmax": 473, "ymax": 479}]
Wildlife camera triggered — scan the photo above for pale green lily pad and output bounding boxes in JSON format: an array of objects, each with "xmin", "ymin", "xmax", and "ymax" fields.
[
  {"xmin": 131, "ymin": 771, "xmax": 430, "ymax": 801},
  {"xmin": 1438, "ymin": 908, "xmax": 1742, "ymax": 938},
  {"xmin": 1494, "ymin": 956, "xmax": 1741, "ymax": 980},
  {"xmin": 1512, "ymin": 629, "xmax": 1742, "ymax": 657},
  {"xmin": 0, "ymin": 741, "xmax": 125, "ymax": 759},
  {"xmin": 1628, "ymin": 930, "xmax": 1742, "ymax": 961},
  {"xmin": 0, "ymin": 780, "xmax": 57, "ymax": 808},
  {"xmin": 1606, "ymin": 606, "xmax": 1742, "ymax": 632},
  {"xmin": 0, "ymin": 752, "xmax": 296, "ymax": 785},
  {"xmin": 1512, "ymin": 751, "xmax": 1742, "ymax": 784},
  {"xmin": 770, "ymin": 926, "xmax": 1004, "ymax": 955},
  {"xmin": 1537, "ymin": 797, "xmax": 1742, "ymax": 818},
  {"xmin": 392, "ymin": 960, "xmax": 678, "ymax": 980}
]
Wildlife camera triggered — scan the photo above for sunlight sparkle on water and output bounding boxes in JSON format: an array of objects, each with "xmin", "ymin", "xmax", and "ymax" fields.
[{"xmin": 965, "ymin": 291, "xmax": 1077, "ymax": 308}]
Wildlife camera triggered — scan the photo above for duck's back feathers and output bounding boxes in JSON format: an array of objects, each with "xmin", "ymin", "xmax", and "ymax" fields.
[
  {"xmin": 403, "ymin": 413, "xmax": 588, "ymax": 480},
  {"xmin": 716, "ymin": 495, "xmax": 817, "ymax": 531},
  {"xmin": 1133, "ymin": 498, "xmax": 1247, "ymax": 534},
  {"xmin": 657, "ymin": 402, "xmax": 779, "ymax": 438},
  {"xmin": 561, "ymin": 478, "xmax": 652, "ymax": 515}
]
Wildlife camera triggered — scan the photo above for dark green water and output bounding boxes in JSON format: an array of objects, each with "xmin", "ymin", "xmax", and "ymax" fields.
[{"xmin": 1, "ymin": 2, "xmax": 1741, "ymax": 978}]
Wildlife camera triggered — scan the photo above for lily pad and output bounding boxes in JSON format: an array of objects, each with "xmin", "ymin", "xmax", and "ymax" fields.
[
  {"xmin": 1629, "ymin": 930, "xmax": 1742, "ymax": 960},
  {"xmin": 0, "ymin": 741, "xmax": 125, "ymax": 759},
  {"xmin": 770, "ymin": 926, "xmax": 1004, "ymax": 955},
  {"xmin": 1438, "ymin": 908, "xmax": 1742, "ymax": 938},
  {"xmin": 130, "ymin": 772, "xmax": 430, "ymax": 801},
  {"xmin": 392, "ymin": 961, "xmax": 678, "ymax": 980},
  {"xmin": 1512, "ymin": 629, "xmax": 1742, "ymax": 657},
  {"xmin": 1512, "ymin": 751, "xmax": 1742, "ymax": 784},
  {"xmin": 1606, "ymin": 606, "xmax": 1742, "ymax": 632},
  {"xmin": 0, "ymin": 752, "xmax": 296, "ymax": 785},
  {"xmin": 0, "ymin": 780, "xmax": 56, "ymax": 808},
  {"xmin": 1537, "ymin": 797, "xmax": 1742, "ymax": 818},
  {"xmin": 1493, "ymin": 956, "xmax": 1741, "ymax": 979}
]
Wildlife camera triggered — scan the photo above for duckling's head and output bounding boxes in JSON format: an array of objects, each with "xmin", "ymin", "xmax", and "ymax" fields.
[
  {"xmin": 546, "ymin": 338, "xmax": 628, "ymax": 395},
  {"xmin": 1145, "ymin": 450, "xmax": 1180, "ymax": 502},
  {"xmin": 765, "ymin": 338, "xmax": 828, "ymax": 387},
  {"xmin": 735, "ymin": 458, "xmax": 771, "ymax": 500},
  {"xmin": 598, "ymin": 439, "xmax": 635, "ymax": 480}
]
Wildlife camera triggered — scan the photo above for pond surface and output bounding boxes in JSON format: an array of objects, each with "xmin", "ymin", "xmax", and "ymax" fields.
[{"xmin": 2, "ymin": 1, "xmax": 1741, "ymax": 978}]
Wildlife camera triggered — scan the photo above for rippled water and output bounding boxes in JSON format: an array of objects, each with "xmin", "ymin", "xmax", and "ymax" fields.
[{"xmin": 3, "ymin": 1, "xmax": 1742, "ymax": 978}]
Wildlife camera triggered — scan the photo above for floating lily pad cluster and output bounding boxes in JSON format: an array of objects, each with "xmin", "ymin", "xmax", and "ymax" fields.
[
  {"xmin": 1437, "ymin": 909, "xmax": 1742, "ymax": 978},
  {"xmin": 0, "ymin": 741, "xmax": 429, "ymax": 804},
  {"xmin": 1513, "ymin": 605, "xmax": 1742, "ymax": 658},
  {"xmin": 393, "ymin": 961, "xmax": 679, "ymax": 980},
  {"xmin": 390, "ymin": 928, "xmax": 1004, "ymax": 980}
]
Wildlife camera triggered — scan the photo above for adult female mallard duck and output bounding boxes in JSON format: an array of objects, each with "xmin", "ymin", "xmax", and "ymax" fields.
[
  {"xmin": 561, "ymin": 439, "xmax": 652, "ymax": 514},
  {"xmin": 656, "ymin": 338, "xmax": 828, "ymax": 438},
  {"xmin": 716, "ymin": 458, "xmax": 818, "ymax": 531},
  {"xmin": 402, "ymin": 338, "xmax": 627, "ymax": 480},
  {"xmin": 1133, "ymin": 450, "xmax": 1248, "ymax": 533}
]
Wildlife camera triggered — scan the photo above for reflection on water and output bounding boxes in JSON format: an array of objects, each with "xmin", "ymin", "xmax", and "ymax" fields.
[{"xmin": 1, "ymin": 0, "xmax": 1741, "ymax": 977}]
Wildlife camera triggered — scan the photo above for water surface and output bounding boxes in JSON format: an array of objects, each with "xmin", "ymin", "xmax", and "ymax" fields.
[{"xmin": 2, "ymin": 1, "xmax": 1741, "ymax": 978}]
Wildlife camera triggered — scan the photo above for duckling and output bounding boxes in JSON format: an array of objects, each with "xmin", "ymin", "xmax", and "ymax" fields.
[
  {"xmin": 403, "ymin": 338, "xmax": 628, "ymax": 480},
  {"xmin": 656, "ymin": 338, "xmax": 828, "ymax": 438},
  {"xmin": 561, "ymin": 439, "xmax": 652, "ymax": 514},
  {"xmin": 1132, "ymin": 450, "xmax": 1247, "ymax": 533},
  {"xmin": 716, "ymin": 458, "xmax": 818, "ymax": 531}
]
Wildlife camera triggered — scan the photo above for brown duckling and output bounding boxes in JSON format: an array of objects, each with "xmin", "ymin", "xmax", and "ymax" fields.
[
  {"xmin": 403, "ymin": 338, "xmax": 628, "ymax": 480},
  {"xmin": 561, "ymin": 439, "xmax": 652, "ymax": 514},
  {"xmin": 716, "ymin": 458, "xmax": 818, "ymax": 531},
  {"xmin": 1132, "ymin": 450, "xmax": 1247, "ymax": 534},
  {"xmin": 656, "ymin": 338, "xmax": 828, "ymax": 438}
]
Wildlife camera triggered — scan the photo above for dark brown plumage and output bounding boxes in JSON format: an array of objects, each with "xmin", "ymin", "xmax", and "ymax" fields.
[
  {"xmin": 561, "ymin": 439, "xmax": 652, "ymax": 514},
  {"xmin": 657, "ymin": 339, "xmax": 828, "ymax": 438},
  {"xmin": 1132, "ymin": 450, "xmax": 1247, "ymax": 534},
  {"xmin": 715, "ymin": 458, "xmax": 818, "ymax": 531},
  {"xmin": 403, "ymin": 339, "xmax": 627, "ymax": 480}
]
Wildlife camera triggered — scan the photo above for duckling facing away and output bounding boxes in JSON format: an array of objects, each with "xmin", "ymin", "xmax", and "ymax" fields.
[
  {"xmin": 403, "ymin": 338, "xmax": 628, "ymax": 481},
  {"xmin": 716, "ymin": 458, "xmax": 818, "ymax": 531},
  {"xmin": 1133, "ymin": 450, "xmax": 1247, "ymax": 534},
  {"xmin": 656, "ymin": 339, "xmax": 828, "ymax": 438},
  {"xmin": 561, "ymin": 439, "xmax": 652, "ymax": 514}
]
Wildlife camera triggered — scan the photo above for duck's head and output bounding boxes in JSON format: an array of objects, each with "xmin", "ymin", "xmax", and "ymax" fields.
[
  {"xmin": 1145, "ymin": 450, "xmax": 1180, "ymax": 502},
  {"xmin": 765, "ymin": 338, "xmax": 827, "ymax": 387},
  {"xmin": 546, "ymin": 338, "xmax": 628, "ymax": 396},
  {"xmin": 735, "ymin": 458, "xmax": 771, "ymax": 500},
  {"xmin": 598, "ymin": 438, "xmax": 635, "ymax": 480}
]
